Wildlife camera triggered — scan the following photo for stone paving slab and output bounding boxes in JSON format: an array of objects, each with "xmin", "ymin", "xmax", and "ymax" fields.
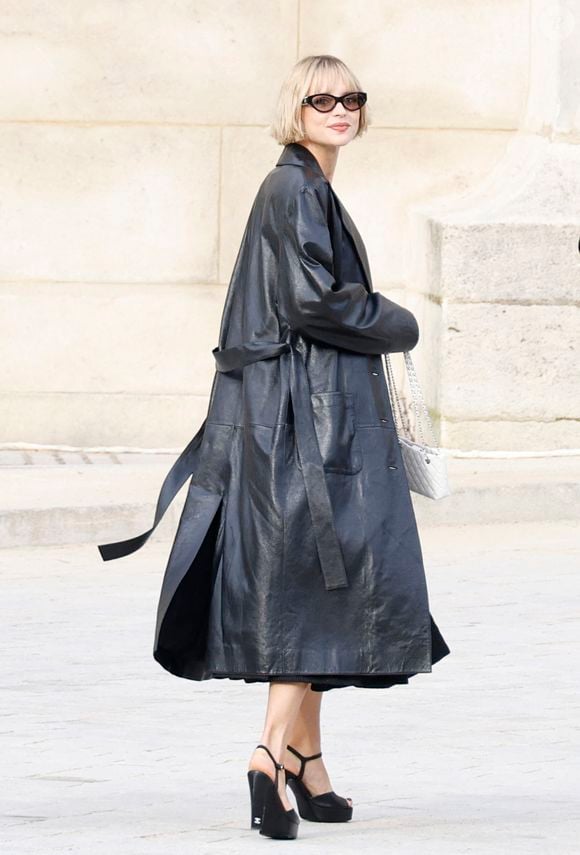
[{"xmin": 1, "ymin": 520, "xmax": 579, "ymax": 853}]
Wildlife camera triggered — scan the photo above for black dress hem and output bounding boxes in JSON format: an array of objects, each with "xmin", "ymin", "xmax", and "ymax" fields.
[{"xmin": 208, "ymin": 670, "xmax": 416, "ymax": 692}]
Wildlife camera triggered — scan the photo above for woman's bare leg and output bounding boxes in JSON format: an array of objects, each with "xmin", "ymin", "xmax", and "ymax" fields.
[
  {"xmin": 247, "ymin": 681, "xmax": 310, "ymax": 812},
  {"xmin": 285, "ymin": 687, "xmax": 352, "ymax": 804}
]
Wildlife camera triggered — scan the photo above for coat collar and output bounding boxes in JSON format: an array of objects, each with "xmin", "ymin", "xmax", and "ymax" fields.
[
  {"xmin": 275, "ymin": 142, "xmax": 326, "ymax": 177},
  {"xmin": 275, "ymin": 143, "xmax": 373, "ymax": 292}
]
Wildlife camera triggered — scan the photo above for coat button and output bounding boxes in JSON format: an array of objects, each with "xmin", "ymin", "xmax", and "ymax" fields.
[
  {"xmin": 380, "ymin": 417, "xmax": 388, "ymax": 422},
  {"xmin": 371, "ymin": 370, "xmax": 379, "ymax": 375}
]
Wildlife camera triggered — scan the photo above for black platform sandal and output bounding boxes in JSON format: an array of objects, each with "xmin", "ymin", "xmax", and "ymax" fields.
[
  {"xmin": 247, "ymin": 743, "xmax": 300, "ymax": 839},
  {"xmin": 284, "ymin": 744, "xmax": 353, "ymax": 823}
]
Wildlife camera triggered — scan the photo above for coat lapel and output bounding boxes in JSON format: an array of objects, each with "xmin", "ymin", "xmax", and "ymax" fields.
[{"xmin": 276, "ymin": 143, "xmax": 373, "ymax": 293}]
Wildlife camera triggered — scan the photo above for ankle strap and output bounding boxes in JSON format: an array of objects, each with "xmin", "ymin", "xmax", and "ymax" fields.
[
  {"xmin": 256, "ymin": 743, "xmax": 284, "ymax": 772},
  {"xmin": 286, "ymin": 744, "xmax": 322, "ymax": 781}
]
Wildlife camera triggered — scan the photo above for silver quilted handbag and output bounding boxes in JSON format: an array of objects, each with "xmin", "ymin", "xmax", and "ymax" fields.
[{"xmin": 383, "ymin": 351, "xmax": 451, "ymax": 500}]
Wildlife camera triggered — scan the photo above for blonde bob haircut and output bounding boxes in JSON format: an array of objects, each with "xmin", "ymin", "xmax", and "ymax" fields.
[{"xmin": 270, "ymin": 54, "xmax": 370, "ymax": 146}]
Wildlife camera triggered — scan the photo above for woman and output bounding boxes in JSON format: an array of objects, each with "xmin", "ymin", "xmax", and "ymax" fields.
[{"xmin": 98, "ymin": 54, "xmax": 450, "ymax": 840}]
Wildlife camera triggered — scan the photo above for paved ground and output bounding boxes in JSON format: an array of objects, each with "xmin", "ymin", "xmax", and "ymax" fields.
[{"xmin": 1, "ymin": 520, "xmax": 578, "ymax": 853}]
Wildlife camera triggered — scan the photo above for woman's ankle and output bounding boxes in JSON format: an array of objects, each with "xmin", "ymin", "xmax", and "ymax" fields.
[{"xmin": 256, "ymin": 727, "xmax": 291, "ymax": 760}]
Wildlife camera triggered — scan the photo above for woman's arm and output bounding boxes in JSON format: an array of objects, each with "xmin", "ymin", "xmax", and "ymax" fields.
[{"xmin": 280, "ymin": 184, "xmax": 419, "ymax": 355}]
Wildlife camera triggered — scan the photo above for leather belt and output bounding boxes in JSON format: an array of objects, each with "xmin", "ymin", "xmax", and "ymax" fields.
[
  {"xmin": 98, "ymin": 331, "xmax": 350, "ymax": 592},
  {"xmin": 213, "ymin": 330, "xmax": 350, "ymax": 592},
  {"xmin": 97, "ymin": 416, "xmax": 208, "ymax": 562}
]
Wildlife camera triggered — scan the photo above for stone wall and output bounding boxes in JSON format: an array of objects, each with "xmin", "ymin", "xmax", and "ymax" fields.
[{"xmin": 0, "ymin": 0, "xmax": 576, "ymax": 450}]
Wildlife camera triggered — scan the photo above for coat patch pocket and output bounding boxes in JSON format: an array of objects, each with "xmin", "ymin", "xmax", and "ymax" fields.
[{"xmin": 302, "ymin": 391, "xmax": 363, "ymax": 475}]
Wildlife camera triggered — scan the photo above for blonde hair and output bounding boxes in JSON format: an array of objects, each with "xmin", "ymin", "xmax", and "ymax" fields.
[{"xmin": 270, "ymin": 54, "xmax": 370, "ymax": 145}]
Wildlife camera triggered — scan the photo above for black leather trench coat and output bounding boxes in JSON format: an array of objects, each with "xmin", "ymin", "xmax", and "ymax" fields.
[{"xmin": 98, "ymin": 141, "xmax": 450, "ymax": 692}]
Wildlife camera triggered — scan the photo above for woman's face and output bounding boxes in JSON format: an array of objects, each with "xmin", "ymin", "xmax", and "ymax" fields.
[{"xmin": 300, "ymin": 74, "xmax": 360, "ymax": 148}]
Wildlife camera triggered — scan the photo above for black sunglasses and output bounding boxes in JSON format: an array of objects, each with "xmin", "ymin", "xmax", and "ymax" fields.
[{"xmin": 301, "ymin": 92, "xmax": 367, "ymax": 113}]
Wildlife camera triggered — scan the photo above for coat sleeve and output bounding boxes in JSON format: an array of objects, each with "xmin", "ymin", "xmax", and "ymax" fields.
[{"xmin": 280, "ymin": 185, "xmax": 419, "ymax": 355}]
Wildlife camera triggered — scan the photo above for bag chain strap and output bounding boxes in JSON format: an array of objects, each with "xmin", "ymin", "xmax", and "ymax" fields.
[
  {"xmin": 383, "ymin": 353, "xmax": 407, "ymax": 437},
  {"xmin": 383, "ymin": 352, "xmax": 440, "ymax": 449}
]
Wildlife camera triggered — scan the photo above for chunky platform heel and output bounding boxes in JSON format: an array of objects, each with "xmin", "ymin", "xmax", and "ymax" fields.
[
  {"xmin": 284, "ymin": 744, "xmax": 353, "ymax": 823},
  {"xmin": 247, "ymin": 743, "xmax": 300, "ymax": 839}
]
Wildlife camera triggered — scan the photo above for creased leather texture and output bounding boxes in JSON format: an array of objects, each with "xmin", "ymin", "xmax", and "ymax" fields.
[{"xmin": 97, "ymin": 142, "xmax": 450, "ymax": 690}]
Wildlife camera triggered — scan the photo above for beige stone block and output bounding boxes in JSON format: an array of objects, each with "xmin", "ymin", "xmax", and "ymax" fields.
[
  {"xmin": 439, "ymin": 303, "xmax": 579, "ymax": 421},
  {"xmin": 1, "ymin": 392, "xmax": 209, "ymax": 447},
  {"xmin": 442, "ymin": 418, "xmax": 580, "ymax": 451},
  {"xmin": 332, "ymin": 129, "xmax": 511, "ymax": 291},
  {"xmin": 0, "ymin": 283, "xmax": 226, "ymax": 394},
  {"xmin": 0, "ymin": 0, "xmax": 297, "ymax": 124},
  {"xmin": 436, "ymin": 222, "xmax": 580, "ymax": 303},
  {"xmin": 301, "ymin": 0, "xmax": 528, "ymax": 128},
  {"xmin": 0, "ymin": 125, "xmax": 219, "ymax": 282}
]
